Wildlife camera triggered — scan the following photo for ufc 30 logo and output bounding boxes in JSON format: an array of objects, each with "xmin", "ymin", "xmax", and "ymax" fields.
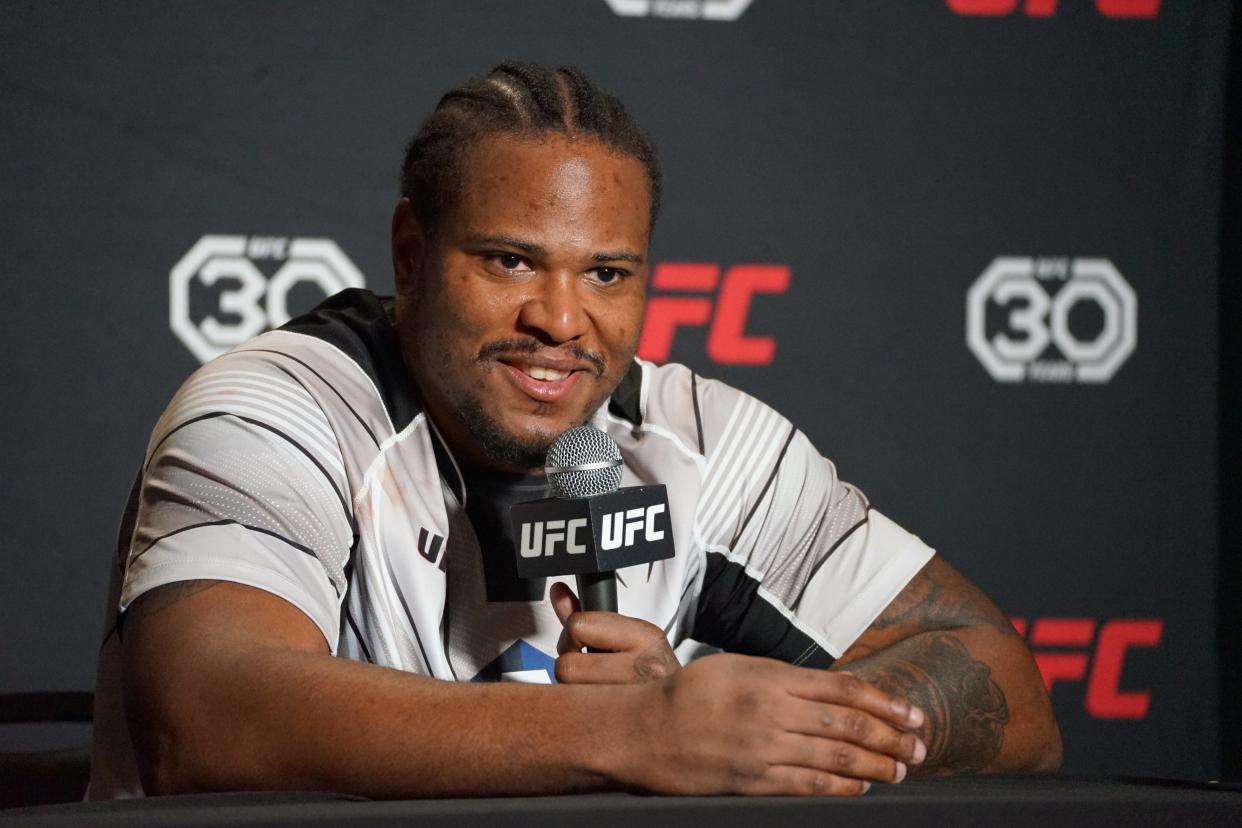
[
  {"xmin": 967, "ymin": 257, "xmax": 1136, "ymax": 383},
  {"xmin": 170, "ymin": 235, "xmax": 365, "ymax": 363},
  {"xmin": 1011, "ymin": 617, "xmax": 1162, "ymax": 719},
  {"xmin": 638, "ymin": 262, "xmax": 790, "ymax": 366},
  {"xmin": 604, "ymin": 0, "xmax": 754, "ymax": 20},
  {"xmin": 947, "ymin": 0, "xmax": 1160, "ymax": 16},
  {"xmin": 520, "ymin": 504, "xmax": 666, "ymax": 558}
]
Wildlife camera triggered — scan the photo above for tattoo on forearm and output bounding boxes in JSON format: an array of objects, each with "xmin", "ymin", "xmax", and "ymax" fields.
[
  {"xmin": 849, "ymin": 633, "xmax": 1009, "ymax": 774},
  {"xmin": 868, "ymin": 559, "xmax": 1014, "ymax": 638}
]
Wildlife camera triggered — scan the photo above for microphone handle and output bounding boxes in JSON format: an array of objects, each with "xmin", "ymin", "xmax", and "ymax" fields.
[
  {"xmin": 575, "ymin": 571, "xmax": 618, "ymax": 653},
  {"xmin": 575, "ymin": 571, "xmax": 617, "ymax": 612}
]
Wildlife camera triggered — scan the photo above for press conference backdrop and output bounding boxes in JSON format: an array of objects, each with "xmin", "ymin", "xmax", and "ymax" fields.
[{"xmin": 0, "ymin": 0, "xmax": 1229, "ymax": 779}]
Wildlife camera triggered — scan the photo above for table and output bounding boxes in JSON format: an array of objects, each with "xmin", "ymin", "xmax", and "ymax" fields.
[{"xmin": 3, "ymin": 776, "xmax": 1241, "ymax": 827}]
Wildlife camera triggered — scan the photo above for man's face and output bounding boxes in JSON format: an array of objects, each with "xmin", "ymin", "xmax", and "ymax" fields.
[{"xmin": 393, "ymin": 133, "xmax": 651, "ymax": 473}]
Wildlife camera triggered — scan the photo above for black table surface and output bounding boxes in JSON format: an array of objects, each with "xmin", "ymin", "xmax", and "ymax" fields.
[{"xmin": 3, "ymin": 776, "xmax": 1242, "ymax": 827}]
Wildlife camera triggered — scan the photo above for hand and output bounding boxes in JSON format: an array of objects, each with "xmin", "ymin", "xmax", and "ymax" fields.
[
  {"xmin": 625, "ymin": 653, "xmax": 927, "ymax": 796},
  {"xmin": 550, "ymin": 582, "xmax": 681, "ymax": 683}
]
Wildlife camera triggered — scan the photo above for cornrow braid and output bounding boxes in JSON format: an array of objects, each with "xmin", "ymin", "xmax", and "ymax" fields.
[{"xmin": 401, "ymin": 61, "xmax": 662, "ymax": 235}]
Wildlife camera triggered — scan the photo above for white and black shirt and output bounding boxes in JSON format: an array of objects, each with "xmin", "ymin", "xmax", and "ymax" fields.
[{"xmin": 89, "ymin": 288, "xmax": 934, "ymax": 798}]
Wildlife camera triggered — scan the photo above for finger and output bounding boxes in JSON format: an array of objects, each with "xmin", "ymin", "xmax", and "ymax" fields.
[
  {"xmin": 786, "ymin": 668, "xmax": 925, "ymax": 731},
  {"xmin": 555, "ymin": 651, "xmax": 660, "ymax": 684},
  {"xmin": 549, "ymin": 581, "xmax": 580, "ymax": 625},
  {"xmin": 778, "ymin": 697, "xmax": 926, "ymax": 765},
  {"xmin": 744, "ymin": 765, "xmax": 871, "ymax": 797},
  {"xmin": 557, "ymin": 622, "xmax": 580, "ymax": 656},
  {"xmin": 559, "ymin": 611, "xmax": 669, "ymax": 655},
  {"xmin": 775, "ymin": 731, "xmax": 907, "ymax": 785}
]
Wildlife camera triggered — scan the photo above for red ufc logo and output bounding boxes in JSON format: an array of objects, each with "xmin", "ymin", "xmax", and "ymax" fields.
[
  {"xmin": 638, "ymin": 262, "xmax": 790, "ymax": 366},
  {"xmin": 1010, "ymin": 617, "xmax": 1163, "ymax": 719},
  {"xmin": 947, "ymin": 0, "xmax": 1160, "ymax": 17}
]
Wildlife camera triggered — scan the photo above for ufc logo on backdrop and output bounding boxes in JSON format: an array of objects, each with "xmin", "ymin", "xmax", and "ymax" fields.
[
  {"xmin": 966, "ymin": 257, "xmax": 1137, "ymax": 383},
  {"xmin": 1011, "ymin": 617, "xmax": 1163, "ymax": 719},
  {"xmin": 170, "ymin": 235, "xmax": 365, "ymax": 363},
  {"xmin": 604, "ymin": 0, "xmax": 754, "ymax": 20},
  {"xmin": 947, "ymin": 0, "xmax": 1160, "ymax": 17},
  {"xmin": 639, "ymin": 262, "xmax": 790, "ymax": 366}
]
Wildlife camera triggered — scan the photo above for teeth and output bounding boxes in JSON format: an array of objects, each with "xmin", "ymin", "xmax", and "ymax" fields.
[{"xmin": 524, "ymin": 364, "xmax": 570, "ymax": 382}]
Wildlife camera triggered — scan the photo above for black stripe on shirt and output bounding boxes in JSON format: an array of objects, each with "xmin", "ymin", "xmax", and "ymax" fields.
[
  {"xmin": 691, "ymin": 371, "xmax": 705, "ymax": 455},
  {"xmin": 116, "ymin": 470, "xmax": 143, "ymax": 575},
  {"xmin": 278, "ymin": 290, "xmax": 422, "ymax": 434},
  {"xmin": 691, "ymin": 550, "xmax": 834, "ymax": 669},
  {"xmin": 730, "ymin": 426, "xmax": 797, "ymax": 549},
  {"xmin": 130, "ymin": 518, "xmax": 319, "ymax": 563},
  {"xmin": 239, "ymin": 347, "xmax": 381, "ymax": 449},
  {"xmin": 344, "ymin": 606, "xmax": 374, "ymax": 663},
  {"xmin": 380, "ymin": 551, "xmax": 436, "ymax": 676},
  {"xmin": 802, "ymin": 511, "xmax": 871, "ymax": 589},
  {"xmin": 148, "ymin": 412, "xmax": 354, "ymax": 531},
  {"xmin": 608, "ymin": 360, "xmax": 644, "ymax": 426}
]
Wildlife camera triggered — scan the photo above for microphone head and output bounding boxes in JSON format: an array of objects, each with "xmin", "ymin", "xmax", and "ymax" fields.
[{"xmin": 545, "ymin": 425, "xmax": 623, "ymax": 498}]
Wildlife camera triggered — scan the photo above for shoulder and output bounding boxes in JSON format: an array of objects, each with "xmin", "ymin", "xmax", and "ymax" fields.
[
  {"xmin": 635, "ymin": 360, "xmax": 793, "ymax": 461},
  {"xmin": 147, "ymin": 290, "xmax": 418, "ymax": 462}
]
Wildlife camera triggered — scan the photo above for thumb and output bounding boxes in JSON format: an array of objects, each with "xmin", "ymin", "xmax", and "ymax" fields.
[{"xmin": 550, "ymin": 581, "xmax": 581, "ymax": 625}]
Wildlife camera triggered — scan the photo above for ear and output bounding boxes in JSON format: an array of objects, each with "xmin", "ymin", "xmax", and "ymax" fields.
[{"xmin": 391, "ymin": 197, "xmax": 424, "ymax": 297}]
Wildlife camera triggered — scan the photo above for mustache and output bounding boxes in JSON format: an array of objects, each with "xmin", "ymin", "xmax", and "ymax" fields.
[{"xmin": 477, "ymin": 339, "xmax": 607, "ymax": 377}]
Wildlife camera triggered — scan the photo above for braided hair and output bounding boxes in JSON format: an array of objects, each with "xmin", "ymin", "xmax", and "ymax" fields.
[{"xmin": 401, "ymin": 62, "xmax": 662, "ymax": 235}]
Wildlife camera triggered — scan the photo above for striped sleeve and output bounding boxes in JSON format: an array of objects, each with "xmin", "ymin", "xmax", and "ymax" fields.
[
  {"xmin": 119, "ymin": 351, "xmax": 354, "ymax": 651},
  {"xmin": 688, "ymin": 378, "xmax": 934, "ymax": 665}
]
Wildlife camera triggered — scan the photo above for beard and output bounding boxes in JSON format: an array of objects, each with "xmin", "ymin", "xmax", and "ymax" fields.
[
  {"xmin": 444, "ymin": 339, "xmax": 611, "ymax": 471},
  {"xmin": 451, "ymin": 390, "xmax": 565, "ymax": 472}
]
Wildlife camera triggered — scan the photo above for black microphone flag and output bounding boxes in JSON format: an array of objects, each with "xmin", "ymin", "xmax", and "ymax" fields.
[
  {"xmin": 508, "ymin": 426, "xmax": 675, "ymax": 606},
  {"xmin": 510, "ymin": 484, "xmax": 673, "ymax": 579}
]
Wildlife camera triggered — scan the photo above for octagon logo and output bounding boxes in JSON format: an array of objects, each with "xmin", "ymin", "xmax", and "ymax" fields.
[
  {"xmin": 170, "ymin": 235, "xmax": 365, "ymax": 364},
  {"xmin": 604, "ymin": 0, "xmax": 754, "ymax": 20},
  {"xmin": 966, "ymin": 257, "xmax": 1137, "ymax": 383}
]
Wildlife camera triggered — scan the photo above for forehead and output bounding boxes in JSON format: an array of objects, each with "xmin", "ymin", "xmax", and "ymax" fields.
[{"xmin": 446, "ymin": 133, "xmax": 651, "ymax": 248}]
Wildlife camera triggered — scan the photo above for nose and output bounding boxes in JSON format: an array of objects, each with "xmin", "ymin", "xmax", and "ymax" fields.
[{"xmin": 517, "ymin": 271, "xmax": 590, "ymax": 345}]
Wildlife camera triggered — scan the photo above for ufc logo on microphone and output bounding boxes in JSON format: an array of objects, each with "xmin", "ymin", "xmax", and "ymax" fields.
[
  {"xmin": 946, "ymin": 0, "xmax": 1160, "ymax": 18},
  {"xmin": 638, "ymin": 262, "xmax": 790, "ymax": 366},
  {"xmin": 1011, "ymin": 617, "xmax": 1163, "ymax": 719},
  {"xmin": 520, "ymin": 519, "xmax": 590, "ymax": 558},
  {"xmin": 600, "ymin": 505, "xmax": 666, "ymax": 551}
]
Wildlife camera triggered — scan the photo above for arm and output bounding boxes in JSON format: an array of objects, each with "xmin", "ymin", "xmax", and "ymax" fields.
[
  {"xmin": 121, "ymin": 579, "xmax": 630, "ymax": 796},
  {"xmin": 831, "ymin": 556, "xmax": 1062, "ymax": 774},
  {"xmin": 122, "ymin": 578, "xmax": 926, "ymax": 797}
]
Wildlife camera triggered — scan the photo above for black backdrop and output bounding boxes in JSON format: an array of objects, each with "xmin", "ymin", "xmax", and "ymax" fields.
[{"xmin": 0, "ymin": 0, "xmax": 1232, "ymax": 780}]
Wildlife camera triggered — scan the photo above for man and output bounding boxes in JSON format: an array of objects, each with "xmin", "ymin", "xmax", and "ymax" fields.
[{"xmin": 89, "ymin": 62, "xmax": 1060, "ymax": 799}]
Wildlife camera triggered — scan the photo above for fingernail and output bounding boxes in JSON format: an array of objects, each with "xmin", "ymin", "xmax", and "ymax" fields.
[
  {"xmin": 890, "ymin": 700, "xmax": 909, "ymax": 719},
  {"xmin": 912, "ymin": 739, "xmax": 927, "ymax": 764},
  {"xmin": 860, "ymin": 781, "xmax": 871, "ymax": 794},
  {"xmin": 893, "ymin": 761, "xmax": 907, "ymax": 783},
  {"xmin": 908, "ymin": 706, "xmax": 925, "ymax": 728}
]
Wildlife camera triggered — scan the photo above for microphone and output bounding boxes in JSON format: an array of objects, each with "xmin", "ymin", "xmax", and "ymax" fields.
[{"xmin": 509, "ymin": 425, "xmax": 674, "ymax": 614}]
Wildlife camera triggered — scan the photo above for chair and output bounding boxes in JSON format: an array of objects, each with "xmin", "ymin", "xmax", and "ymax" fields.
[{"xmin": 0, "ymin": 691, "xmax": 93, "ymax": 809}]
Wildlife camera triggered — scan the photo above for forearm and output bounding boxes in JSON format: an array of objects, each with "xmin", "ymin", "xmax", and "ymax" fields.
[
  {"xmin": 131, "ymin": 644, "xmax": 646, "ymax": 797},
  {"xmin": 122, "ymin": 582, "xmax": 648, "ymax": 797},
  {"xmin": 835, "ymin": 625, "xmax": 1060, "ymax": 775}
]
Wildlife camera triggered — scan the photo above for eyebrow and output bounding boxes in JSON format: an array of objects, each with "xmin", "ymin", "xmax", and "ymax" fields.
[
  {"xmin": 593, "ymin": 249, "xmax": 645, "ymax": 265},
  {"xmin": 465, "ymin": 233, "xmax": 644, "ymax": 265}
]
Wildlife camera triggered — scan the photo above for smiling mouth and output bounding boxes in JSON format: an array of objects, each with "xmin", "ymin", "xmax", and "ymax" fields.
[
  {"xmin": 509, "ymin": 362, "xmax": 574, "ymax": 382},
  {"xmin": 499, "ymin": 357, "xmax": 581, "ymax": 384},
  {"xmin": 496, "ymin": 360, "xmax": 587, "ymax": 404}
]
